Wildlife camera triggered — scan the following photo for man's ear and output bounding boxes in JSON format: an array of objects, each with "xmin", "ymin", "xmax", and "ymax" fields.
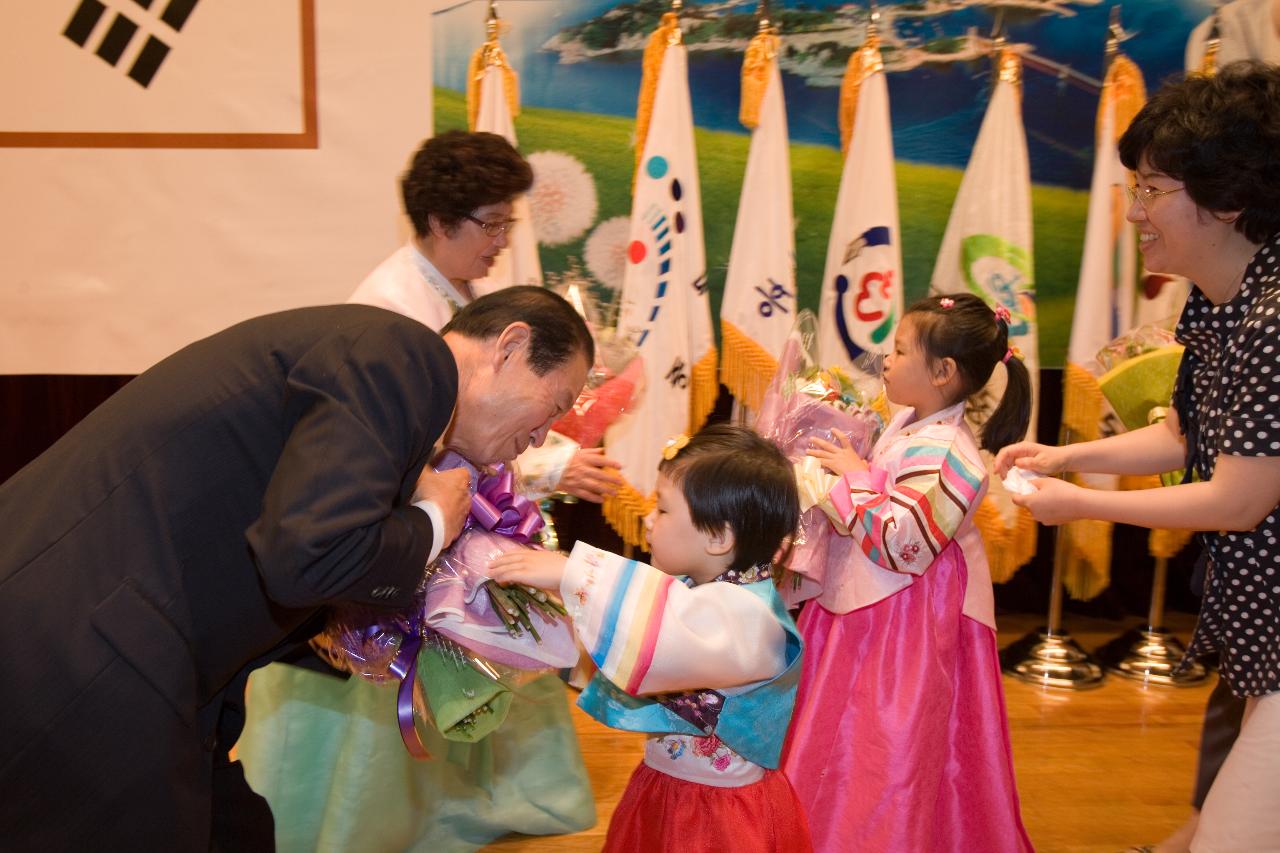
[
  {"xmin": 492, "ymin": 322, "xmax": 532, "ymax": 370},
  {"xmin": 932, "ymin": 356, "xmax": 958, "ymax": 387},
  {"xmin": 705, "ymin": 523, "xmax": 736, "ymax": 558}
]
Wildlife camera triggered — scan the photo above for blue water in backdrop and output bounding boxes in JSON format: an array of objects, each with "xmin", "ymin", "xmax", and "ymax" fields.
[{"xmin": 435, "ymin": 0, "xmax": 1214, "ymax": 189}]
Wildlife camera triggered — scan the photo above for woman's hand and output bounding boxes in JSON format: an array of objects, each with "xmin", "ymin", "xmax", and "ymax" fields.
[
  {"xmin": 808, "ymin": 431, "xmax": 868, "ymax": 477},
  {"xmin": 1009, "ymin": 477, "xmax": 1083, "ymax": 525},
  {"xmin": 994, "ymin": 441, "xmax": 1071, "ymax": 478},
  {"xmin": 488, "ymin": 550, "xmax": 569, "ymax": 591}
]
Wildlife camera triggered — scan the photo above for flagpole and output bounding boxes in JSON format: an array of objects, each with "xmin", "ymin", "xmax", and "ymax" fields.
[{"xmin": 999, "ymin": 16, "xmax": 1102, "ymax": 688}]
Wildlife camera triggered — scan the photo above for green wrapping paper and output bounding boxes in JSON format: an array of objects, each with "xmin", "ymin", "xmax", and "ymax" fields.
[{"xmin": 416, "ymin": 643, "xmax": 513, "ymax": 743}]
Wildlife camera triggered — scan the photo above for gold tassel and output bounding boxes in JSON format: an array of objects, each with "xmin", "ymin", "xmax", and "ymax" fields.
[
  {"xmin": 689, "ymin": 346, "xmax": 719, "ymax": 433},
  {"xmin": 1098, "ymin": 54, "xmax": 1146, "ymax": 145},
  {"xmin": 837, "ymin": 32, "xmax": 884, "ymax": 156},
  {"xmin": 603, "ymin": 480, "xmax": 656, "ymax": 549},
  {"xmin": 635, "ymin": 12, "xmax": 683, "ymax": 181},
  {"xmin": 1062, "ymin": 362, "xmax": 1105, "ymax": 440},
  {"xmin": 466, "ymin": 43, "xmax": 520, "ymax": 132},
  {"xmin": 975, "ymin": 499, "xmax": 1038, "ymax": 583},
  {"xmin": 720, "ymin": 321, "xmax": 779, "ymax": 412},
  {"xmin": 739, "ymin": 30, "xmax": 779, "ymax": 130}
]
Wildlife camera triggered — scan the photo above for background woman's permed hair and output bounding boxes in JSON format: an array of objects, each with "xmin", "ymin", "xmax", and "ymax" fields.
[{"xmin": 657, "ymin": 423, "xmax": 800, "ymax": 571}]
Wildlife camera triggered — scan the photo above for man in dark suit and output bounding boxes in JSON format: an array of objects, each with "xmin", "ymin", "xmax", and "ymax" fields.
[{"xmin": 0, "ymin": 286, "xmax": 592, "ymax": 852}]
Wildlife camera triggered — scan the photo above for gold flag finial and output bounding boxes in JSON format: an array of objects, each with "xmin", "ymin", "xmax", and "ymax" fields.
[{"xmin": 466, "ymin": 0, "xmax": 520, "ymax": 131}]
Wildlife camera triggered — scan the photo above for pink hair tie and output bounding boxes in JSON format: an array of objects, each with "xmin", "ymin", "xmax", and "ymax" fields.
[
  {"xmin": 939, "ymin": 297, "xmax": 955, "ymax": 309},
  {"xmin": 993, "ymin": 304, "xmax": 1012, "ymax": 324},
  {"xmin": 1002, "ymin": 345, "xmax": 1023, "ymax": 364}
]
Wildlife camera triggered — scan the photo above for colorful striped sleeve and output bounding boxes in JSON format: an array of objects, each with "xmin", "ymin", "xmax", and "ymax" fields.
[
  {"xmin": 827, "ymin": 435, "xmax": 984, "ymax": 575},
  {"xmin": 560, "ymin": 542, "xmax": 786, "ymax": 696}
]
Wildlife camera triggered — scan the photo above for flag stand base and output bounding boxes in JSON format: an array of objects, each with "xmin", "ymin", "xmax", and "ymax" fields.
[
  {"xmin": 1000, "ymin": 627, "xmax": 1105, "ymax": 689},
  {"xmin": 1095, "ymin": 627, "xmax": 1207, "ymax": 687}
]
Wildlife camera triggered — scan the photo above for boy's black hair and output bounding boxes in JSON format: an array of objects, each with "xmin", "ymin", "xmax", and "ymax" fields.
[{"xmin": 657, "ymin": 423, "xmax": 800, "ymax": 572}]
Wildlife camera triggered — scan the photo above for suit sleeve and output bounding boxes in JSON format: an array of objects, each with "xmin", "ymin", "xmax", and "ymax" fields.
[
  {"xmin": 246, "ymin": 318, "xmax": 457, "ymax": 609},
  {"xmin": 560, "ymin": 542, "xmax": 786, "ymax": 696},
  {"xmin": 823, "ymin": 433, "xmax": 984, "ymax": 575}
]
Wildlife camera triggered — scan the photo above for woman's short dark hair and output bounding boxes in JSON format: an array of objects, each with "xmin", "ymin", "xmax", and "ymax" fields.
[
  {"xmin": 1119, "ymin": 60, "xmax": 1280, "ymax": 244},
  {"xmin": 658, "ymin": 424, "xmax": 800, "ymax": 572},
  {"xmin": 908, "ymin": 293, "xmax": 1032, "ymax": 454},
  {"xmin": 441, "ymin": 286, "xmax": 594, "ymax": 375},
  {"xmin": 401, "ymin": 130, "xmax": 534, "ymax": 238}
]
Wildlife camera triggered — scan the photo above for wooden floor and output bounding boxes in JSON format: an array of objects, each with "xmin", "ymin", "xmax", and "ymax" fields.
[{"xmin": 481, "ymin": 612, "xmax": 1212, "ymax": 853}]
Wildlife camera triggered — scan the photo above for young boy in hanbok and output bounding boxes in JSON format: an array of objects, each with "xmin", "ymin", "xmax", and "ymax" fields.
[
  {"xmin": 784, "ymin": 294, "xmax": 1036, "ymax": 852},
  {"xmin": 489, "ymin": 424, "xmax": 813, "ymax": 852}
]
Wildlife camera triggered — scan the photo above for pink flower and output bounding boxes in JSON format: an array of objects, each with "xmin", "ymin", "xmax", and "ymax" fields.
[
  {"xmin": 994, "ymin": 304, "xmax": 1012, "ymax": 324},
  {"xmin": 691, "ymin": 735, "xmax": 721, "ymax": 757},
  {"xmin": 712, "ymin": 753, "xmax": 732, "ymax": 772},
  {"xmin": 939, "ymin": 297, "xmax": 955, "ymax": 309}
]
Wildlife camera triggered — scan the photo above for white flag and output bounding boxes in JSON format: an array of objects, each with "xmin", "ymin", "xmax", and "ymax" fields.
[
  {"xmin": 604, "ymin": 33, "xmax": 711, "ymax": 546},
  {"xmin": 720, "ymin": 41, "xmax": 795, "ymax": 412},
  {"xmin": 470, "ymin": 65, "xmax": 542, "ymax": 296},
  {"xmin": 930, "ymin": 50, "xmax": 1038, "ymax": 581},
  {"xmin": 818, "ymin": 42, "xmax": 902, "ymax": 384}
]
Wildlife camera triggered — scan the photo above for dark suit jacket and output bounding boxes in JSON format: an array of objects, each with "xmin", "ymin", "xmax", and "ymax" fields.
[{"xmin": 0, "ymin": 305, "xmax": 457, "ymax": 851}]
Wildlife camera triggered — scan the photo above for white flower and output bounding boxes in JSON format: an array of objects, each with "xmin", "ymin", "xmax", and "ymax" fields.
[
  {"xmin": 583, "ymin": 216, "xmax": 632, "ymax": 291},
  {"xmin": 527, "ymin": 151, "xmax": 598, "ymax": 246}
]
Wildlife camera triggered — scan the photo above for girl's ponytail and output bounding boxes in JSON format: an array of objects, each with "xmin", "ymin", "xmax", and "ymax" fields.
[{"xmin": 980, "ymin": 353, "xmax": 1033, "ymax": 454}]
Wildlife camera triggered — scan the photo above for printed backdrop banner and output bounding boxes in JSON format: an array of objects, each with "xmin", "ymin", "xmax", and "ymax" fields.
[{"xmin": 0, "ymin": 0, "xmax": 436, "ymax": 374}]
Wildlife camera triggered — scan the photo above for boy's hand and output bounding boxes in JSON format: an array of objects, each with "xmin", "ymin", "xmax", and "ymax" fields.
[
  {"xmin": 488, "ymin": 550, "xmax": 570, "ymax": 591},
  {"xmin": 808, "ymin": 430, "xmax": 868, "ymax": 477}
]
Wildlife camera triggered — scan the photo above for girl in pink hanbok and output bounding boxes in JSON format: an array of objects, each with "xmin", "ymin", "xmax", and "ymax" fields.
[{"xmin": 783, "ymin": 293, "xmax": 1036, "ymax": 852}]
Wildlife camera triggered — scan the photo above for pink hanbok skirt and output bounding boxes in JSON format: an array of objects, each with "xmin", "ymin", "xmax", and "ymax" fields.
[{"xmin": 781, "ymin": 541, "xmax": 1034, "ymax": 853}]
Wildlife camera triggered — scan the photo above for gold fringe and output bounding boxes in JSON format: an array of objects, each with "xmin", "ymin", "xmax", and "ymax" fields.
[
  {"xmin": 635, "ymin": 13, "xmax": 682, "ymax": 181},
  {"xmin": 1061, "ymin": 510, "xmax": 1114, "ymax": 601},
  {"xmin": 689, "ymin": 346, "xmax": 719, "ymax": 433},
  {"xmin": 720, "ymin": 321, "xmax": 779, "ymax": 412},
  {"xmin": 1151, "ymin": 527, "xmax": 1194, "ymax": 560},
  {"xmin": 974, "ymin": 499, "xmax": 1038, "ymax": 583},
  {"xmin": 602, "ymin": 479, "xmax": 656, "ymax": 549},
  {"xmin": 837, "ymin": 32, "xmax": 884, "ymax": 156},
  {"xmin": 1062, "ymin": 362, "xmax": 1105, "ymax": 440},
  {"xmin": 466, "ymin": 43, "xmax": 520, "ymax": 132},
  {"xmin": 739, "ymin": 31, "xmax": 779, "ymax": 130}
]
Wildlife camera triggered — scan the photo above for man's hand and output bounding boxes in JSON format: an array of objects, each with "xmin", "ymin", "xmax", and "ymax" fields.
[
  {"xmin": 488, "ymin": 549, "xmax": 570, "ymax": 591},
  {"xmin": 994, "ymin": 441, "xmax": 1071, "ymax": 478},
  {"xmin": 808, "ymin": 431, "xmax": 868, "ymax": 477},
  {"xmin": 413, "ymin": 467, "xmax": 472, "ymax": 546},
  {"xmin": 555, "ymin": 448, "xmax": 623, "ymax": 503}
]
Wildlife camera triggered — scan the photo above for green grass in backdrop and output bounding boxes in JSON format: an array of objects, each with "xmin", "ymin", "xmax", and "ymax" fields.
[{"xmin": 436, "ymin": 87, "xmax": 1087, "ymax": 366}]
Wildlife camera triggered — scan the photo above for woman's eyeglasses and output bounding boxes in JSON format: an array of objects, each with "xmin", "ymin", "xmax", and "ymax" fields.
[
  {"xmin": 1124, "ymin": 184, "xmax": 1184, "ymax": 209},
  {"xmin": 465, "ymin": 214, "xmax": 517, "ymax": 237}
]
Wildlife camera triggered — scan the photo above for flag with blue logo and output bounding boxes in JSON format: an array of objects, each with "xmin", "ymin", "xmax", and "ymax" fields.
[
  {"xmin": 604, "ymin": 14, "xmax": 713, "ymax": 547},
  {"xmin": 817, "ymin": 33, "xmax": 902, "ymax": 385}
]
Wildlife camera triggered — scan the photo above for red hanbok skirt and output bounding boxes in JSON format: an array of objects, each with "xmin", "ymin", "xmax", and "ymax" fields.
[{"xmin": 604, "ymin": 761, "xmax": 814, "ymax": 852}]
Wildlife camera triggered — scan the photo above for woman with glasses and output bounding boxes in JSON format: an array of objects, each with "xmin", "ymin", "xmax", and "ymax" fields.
[
  {"xmin": 237, "ymin": 131, "xmax": 601, "ymax": 852},
  {"xmin": 997, "ymin": 61, "xmax": 1280, "ymax": 852}
]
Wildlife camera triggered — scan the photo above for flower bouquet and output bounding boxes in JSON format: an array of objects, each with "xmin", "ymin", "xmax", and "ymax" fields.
[
  {"xmin": 754, "ymin": 310, "xmax": 885, "ymax": 608},
  {"xmin": 314, "ymin": 452, "xmax": 576, "ymax": 756}
]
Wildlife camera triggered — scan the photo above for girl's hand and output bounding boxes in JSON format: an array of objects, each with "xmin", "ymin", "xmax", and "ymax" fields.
[
  {"xmin": 994, "ymin": 441, "xmax": 1070, "ymax": 478},
  {"xmin": 1009, "ymin": 477, "xmax": 1081, "ymax": 525},
  {"xmin": 488, "ymin": 550, "xmax": 569, "ymax": 591},
  {"xmin": 808, "ymin": 431, "xmax": 868, "ymax": 477}
]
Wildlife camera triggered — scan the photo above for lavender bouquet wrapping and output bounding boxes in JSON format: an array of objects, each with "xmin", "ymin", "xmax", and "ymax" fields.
[
  {"xmin": 754, "ymin": 312, "xmax": 885, "ymax": 609},
  {"xmin": 313, "ymin": 452, "xmax": 575, "ymax": 755}
]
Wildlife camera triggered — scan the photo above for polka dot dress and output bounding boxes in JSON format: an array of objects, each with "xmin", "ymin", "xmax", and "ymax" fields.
[{"xmin": 1173, "ymin": 234, "xmax": 1280, "ymax": 698}]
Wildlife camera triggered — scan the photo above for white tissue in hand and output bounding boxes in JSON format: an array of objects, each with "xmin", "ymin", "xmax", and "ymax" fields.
[{"xmin": 1002, "ymin": 467, "xmax": 1043, "ymax": 496}]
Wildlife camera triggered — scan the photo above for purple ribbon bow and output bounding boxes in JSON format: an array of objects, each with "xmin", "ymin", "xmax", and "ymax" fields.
[{"xmin": 469, "ymin": 465, "xmax": 544, "ymax": 543}]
